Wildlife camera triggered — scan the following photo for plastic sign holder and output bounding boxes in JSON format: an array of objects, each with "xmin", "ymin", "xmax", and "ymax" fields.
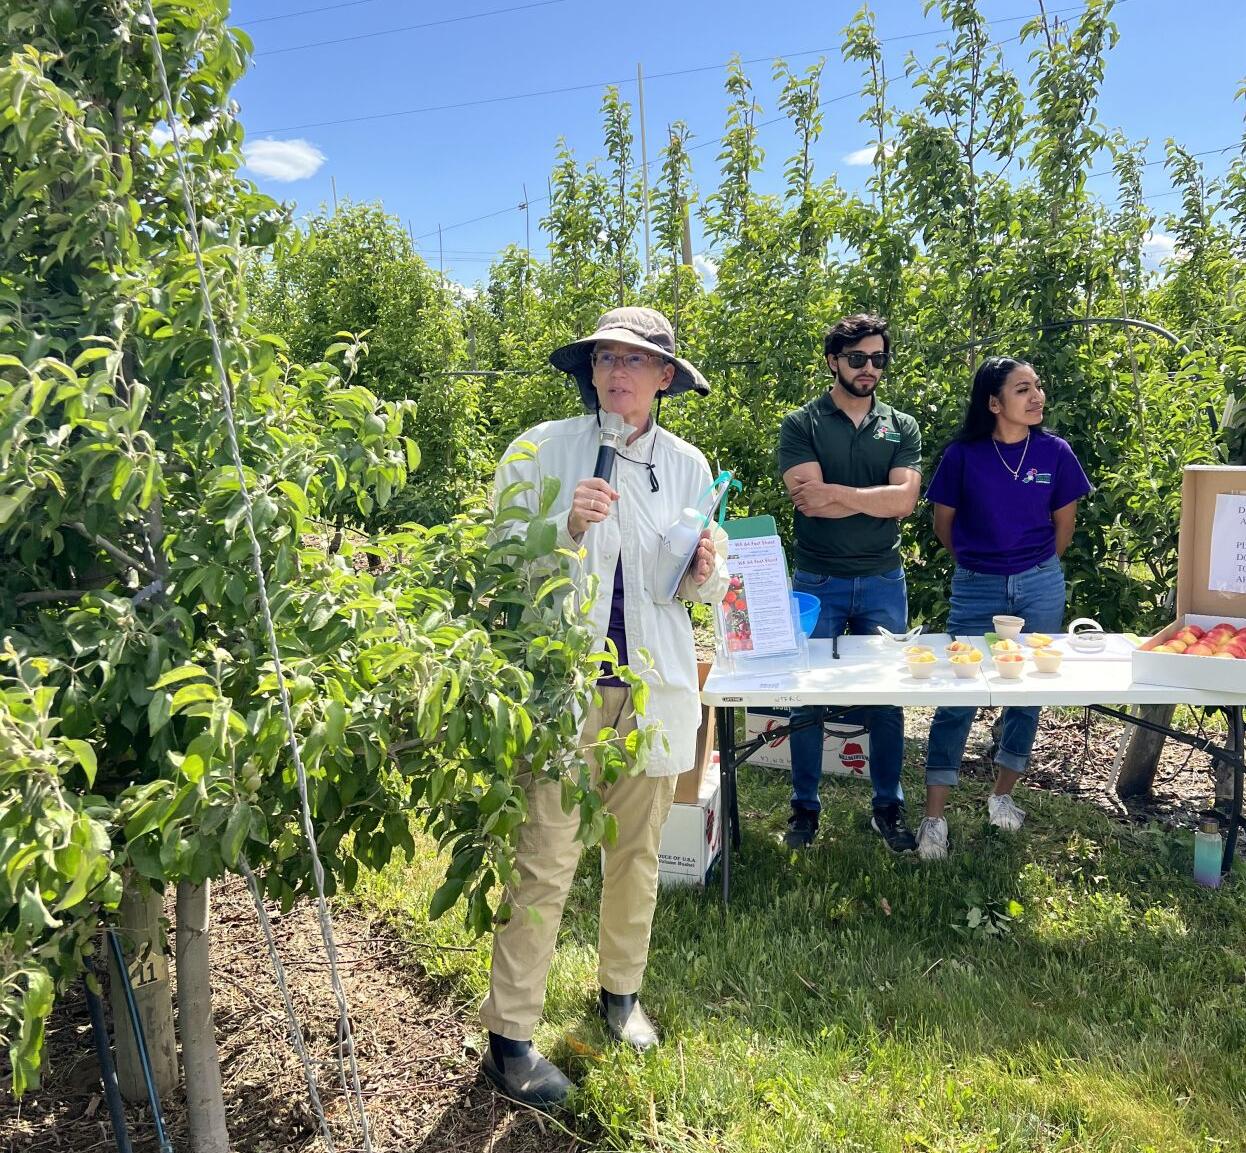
[{"xmin": 714, "ymin": 515, "xmax": 808, "ymax": 676}]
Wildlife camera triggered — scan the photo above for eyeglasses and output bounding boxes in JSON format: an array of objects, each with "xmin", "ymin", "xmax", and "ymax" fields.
[
  {"xmin": 835, "ymin": 351, "xmax": 889, "ymax": 370},
  {"xmin": 592, "ymin": 350, "xmax": 663, "ymax": 371}
]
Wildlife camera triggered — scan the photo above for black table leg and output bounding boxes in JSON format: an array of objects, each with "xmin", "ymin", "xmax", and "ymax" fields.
[
  {"xmin": 716, "ymin": 704, "xmax": 736, "ymax": 905},
  {"xmin": 1224, "ymin": 705, "xmax": 1243, "ymax": 875}
]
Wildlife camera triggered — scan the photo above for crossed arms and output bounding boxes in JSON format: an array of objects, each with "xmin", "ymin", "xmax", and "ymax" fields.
[{"xmin": 783, "ymin": 463, "xmax": 921, "ymax": 520}]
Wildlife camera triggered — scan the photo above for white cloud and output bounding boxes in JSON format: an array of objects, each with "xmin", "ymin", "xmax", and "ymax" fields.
[
  {"xmin": 1141, "ymin": 231, "xmax": 1180, "ymax": 265},
  {"xmin": 150, "ymin": 121, "xmax": 211, "ymax": 146},
  {"xmin": 692, "ymin": 253, "xmax": 719, "ymax": 288},
  {"xmin": 243, "ymin": 138, "xmax": 326, "ymax": 183},
  {"xmin": 842, "ymin": 142, "xmax": 896, "ymax": 166},
  {"xmin": 444, "ymin": 280, "xmax": 479, "ymax": 302}
]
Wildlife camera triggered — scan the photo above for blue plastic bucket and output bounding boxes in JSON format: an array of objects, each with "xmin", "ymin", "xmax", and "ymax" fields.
[{"xmin": 790, "ymin": 591, "xmax": 820, "ymax": 638}]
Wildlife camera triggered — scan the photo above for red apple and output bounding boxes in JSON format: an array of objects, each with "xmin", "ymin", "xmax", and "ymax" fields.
[
  {"xmin": 1186, "ymin": 624, "xmax": 1206, "ymax": 639},
  {"xmin": 1186, "ymin": 642, "xmax": 1215, "ymax": 656},
  {"xmin": 1225, "ymin": 641, "xmax": 1246, "ymax": 659},
  {"xmin": 1167, "ymin": 638, "xmax": 1189, "ymax": 653},
  {"xmin": 1152, "ymin": 643, "xmax": 1176, "ymax": 654}
]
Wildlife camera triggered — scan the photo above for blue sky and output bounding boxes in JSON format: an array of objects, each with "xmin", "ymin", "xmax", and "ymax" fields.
[{"xmin": 228, "ymin": 0, "xmax": 1246, "ymax": 284}]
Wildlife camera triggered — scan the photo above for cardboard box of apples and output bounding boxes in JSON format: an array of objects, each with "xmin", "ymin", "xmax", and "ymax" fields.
[
  {"xmin": 1135, "ymin": 616, "xmax": 1246, "ymax": 692},
  {"xmin": 1143, "ymin": 621, "xmax": 1246, "ymax": 658},
  {"xmin": 1132, "ymin": 467, "xmax": 1246, "ymax": 694}
]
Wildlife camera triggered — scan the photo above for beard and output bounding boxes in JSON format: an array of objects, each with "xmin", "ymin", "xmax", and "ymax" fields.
[{"xmin": 838, "ymin": 369, "xmax": 879, "ymax": 398}]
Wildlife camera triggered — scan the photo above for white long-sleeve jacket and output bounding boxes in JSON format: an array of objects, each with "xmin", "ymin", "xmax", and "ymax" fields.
[{"xmin": 494, "ymin": 413, "xmax": 729, "ymax": 777}]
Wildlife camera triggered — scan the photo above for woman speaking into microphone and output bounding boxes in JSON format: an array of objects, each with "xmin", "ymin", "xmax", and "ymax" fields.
[{"xmin": 479, "ymin": 308, "xmax": 728, "ymax": 1108}]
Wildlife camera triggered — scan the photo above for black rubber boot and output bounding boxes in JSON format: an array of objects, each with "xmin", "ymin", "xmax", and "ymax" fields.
[
  {"xmin": 481, "ymin": 1032, "xmax": 571, "ymax": 1110},
  {"xmin": 597, "ymin": 989, "xmax": 660, "ymax": 1051}
]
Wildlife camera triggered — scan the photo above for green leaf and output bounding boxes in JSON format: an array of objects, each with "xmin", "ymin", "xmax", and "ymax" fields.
[
  {"xmin": 428, "ymin": 876, "xmax": 465, "ymax": 920},
  {"xmin": 171, "ymin": 683, "xmax": 218, "ymax": 713},
  {"xmin": 222, "ymin": 800, "xmax": 250, "ymax": 866},
  {"xmin": 151, "ymin": 665, "xmax": 210, "ymax": 690},
  {"xmin": 147, "ymin": 691, "xmax": 172, "ymax": 737},
  {"xmin": 0, "ymin": 484, "xmax": 34, "ymax": 528},
  {"xmin": 61, "ymin": 739, "xmax": 97, "ymax": 786},
  {"xmin": 525, "ymin": 517, "xmax": 557, "ymax": 558}
]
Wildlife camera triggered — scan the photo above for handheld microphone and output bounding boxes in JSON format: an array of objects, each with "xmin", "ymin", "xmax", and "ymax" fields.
[{"xmin": 593, "ymin": 412, "xmax": 627, "ymax": 481}]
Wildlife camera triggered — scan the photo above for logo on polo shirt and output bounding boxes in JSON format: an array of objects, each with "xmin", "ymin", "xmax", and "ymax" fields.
[
  {"xmin": 874, "ymin": 423, "xmax": 902, "ymax": 443},
  {"xmin": 1021, "ymin": 468, "xmax": 1051, "ymax": 484}
]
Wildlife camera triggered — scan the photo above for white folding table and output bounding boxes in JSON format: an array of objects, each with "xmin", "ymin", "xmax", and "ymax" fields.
[{"xmin": 702, "ymin": 634, "xmax": 1246, "ymax": 902}]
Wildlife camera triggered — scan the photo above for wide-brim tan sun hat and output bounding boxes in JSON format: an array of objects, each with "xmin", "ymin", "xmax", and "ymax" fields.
[{"xmin": 549, "ymin": 306, "xmax": 711, "ymax": 409}]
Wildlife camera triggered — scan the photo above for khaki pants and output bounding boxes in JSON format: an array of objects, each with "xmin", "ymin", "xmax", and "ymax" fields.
[{"xmin": 479, "ymin": 686, "xmax": 678, "ymax": 1040}]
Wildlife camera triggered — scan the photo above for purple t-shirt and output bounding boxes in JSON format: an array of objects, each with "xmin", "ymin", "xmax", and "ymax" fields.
[
  {"xmin": 598, "ymin": 559, "xmax": 628, "ymax": 687},
  {"xmin": 925, "ymin": 431, "xmax": 1092, "ymax": 575}
]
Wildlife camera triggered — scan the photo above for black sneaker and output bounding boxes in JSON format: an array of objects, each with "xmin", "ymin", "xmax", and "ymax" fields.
[
  {"xmin": 783, "ymin": 805, "xmax": 819, "ymax": 849},
  {"xmin": 870, "ymin": 804, "xmax": 917, "ymax": 853}
]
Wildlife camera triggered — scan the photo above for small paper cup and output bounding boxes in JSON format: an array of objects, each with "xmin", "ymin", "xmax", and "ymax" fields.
[
  {"xmin": 993, "ymin": 614, "xmax": 1025, "ymax": 640},
  {"xmin": 950, "ymin": 657, "xmax": 980, "ymax": 679},
  {"xmin": 1033, "ymin": 647, "xmax": 1063, "ymax": 673},
  {"xmin": 945, "ymin": 641, "xmax": 978, "ymax": 657},
  {"xmin": 990, "ymin": 639, "xmax": 1022, "ymax": 656},
  {"xmin": 904, "ymin": 658, "xmax": 938, "ymax": 680},
  {"xmin": 994, "ymin": 653, "xmax": 1025, "ymax": 679}
]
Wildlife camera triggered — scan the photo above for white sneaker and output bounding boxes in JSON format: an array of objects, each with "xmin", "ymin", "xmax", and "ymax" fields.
[
  {"xmin": 916, "ymin": 816, "xmax": 949, "ymax": 861},
  {"xmin": 988, "ymin": 792, "xmax": 1026, "ymax": 832}
]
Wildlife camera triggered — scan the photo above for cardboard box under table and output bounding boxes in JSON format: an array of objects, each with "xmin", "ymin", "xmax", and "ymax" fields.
[
  {"xmin": 673, "ymin": 661, "xmax": 717, "ymax": 805},
  {"xmin": 1134, "ymin": 467, "xmax": 1246, "ymax": 693},
  {"xmin": 657, "ymin": 764, "xmax": 721, "ymax": 887}
]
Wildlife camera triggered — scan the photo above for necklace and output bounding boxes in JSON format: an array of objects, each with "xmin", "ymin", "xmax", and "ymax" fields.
[{"xmin": 992, "ymin": 431, "xmax": 1030, "ymax": 480}]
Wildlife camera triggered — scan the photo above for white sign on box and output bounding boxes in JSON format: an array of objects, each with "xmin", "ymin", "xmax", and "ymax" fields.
[
  {"xmin": 744, "ymin": 707, "xmax": 871, "ymax": 778},
  {"xmin": 1208, "ymin": 493, "xmax": 1246, "ymax": 593}
]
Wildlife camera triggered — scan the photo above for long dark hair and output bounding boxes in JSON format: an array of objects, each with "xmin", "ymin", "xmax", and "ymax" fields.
[{"xmin": 955, "ymin": 356, "xmax": 1037, "ymax": 442}]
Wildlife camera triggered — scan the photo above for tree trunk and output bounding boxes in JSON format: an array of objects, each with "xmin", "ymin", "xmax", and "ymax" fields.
[
  {"xmin": 1113, "ymin": 704, "xmax": 1176, "ymax": 798},
  {"xmin": 108, "ymin": 878, "xmax": 179, "ymax": 1102},
  {"xmin": 1214, "ymin": 750, "xmax": 1236, "ymax": 811},
  {"xmin": 176, "ymin": 880, "xmax": 231, "ymax": 1153}
]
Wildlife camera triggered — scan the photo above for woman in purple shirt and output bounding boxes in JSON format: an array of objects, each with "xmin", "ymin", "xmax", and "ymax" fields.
[{"xmin": 916, "ymin": 357, "xmax": 1092, "ymax": 861}]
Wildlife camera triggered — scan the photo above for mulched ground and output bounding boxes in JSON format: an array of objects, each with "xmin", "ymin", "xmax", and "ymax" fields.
[
  {"xmin": 2, "ymin": 876, "xmax": 577, "ymax": 1153},
  {"xmin": 2, "ymin": 705, "xmax": 1232, "ymax": 1153}
]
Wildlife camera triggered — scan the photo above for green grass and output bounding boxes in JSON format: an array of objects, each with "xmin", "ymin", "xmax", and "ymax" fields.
[{"xmin": 352, "ymin": 764, "xmax": 1246, "ymax": 1152}]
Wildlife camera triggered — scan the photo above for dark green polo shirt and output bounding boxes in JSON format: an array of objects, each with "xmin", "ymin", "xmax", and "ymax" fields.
[{"xmin": 777, "ymin": 393, "xmax": 922, "ymax": 577}]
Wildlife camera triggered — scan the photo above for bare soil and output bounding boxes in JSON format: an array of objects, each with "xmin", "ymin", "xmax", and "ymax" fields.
[{"xmin": 1, "ymin": 876, "xmax": 578, "ymax": 1153}]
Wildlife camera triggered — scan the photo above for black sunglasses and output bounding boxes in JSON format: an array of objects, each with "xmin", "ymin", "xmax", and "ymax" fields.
[{"xmin": 835, "ymin": 351, "xmax": 889, "ymax": 370}]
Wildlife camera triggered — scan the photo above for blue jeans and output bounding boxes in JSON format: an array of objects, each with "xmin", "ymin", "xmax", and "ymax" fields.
[
  {"xmin": 789, "ymin": 567, "xmax": 907, "ymax": 812},
  {"xmin": 926, "ymin": 556, "xmax": 1067, "ymax": 786}
]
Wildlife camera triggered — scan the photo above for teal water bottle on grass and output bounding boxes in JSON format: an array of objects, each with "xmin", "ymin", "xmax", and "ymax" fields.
[{"xmin": 1193, "ymin": 818, "xmax": 1222, "ymax": 889}]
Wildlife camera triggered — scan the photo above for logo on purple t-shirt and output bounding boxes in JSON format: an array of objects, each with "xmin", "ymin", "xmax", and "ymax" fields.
[{"xmin": 1021, "ymin": 468, "xmax": 1052, "ymax": 485}]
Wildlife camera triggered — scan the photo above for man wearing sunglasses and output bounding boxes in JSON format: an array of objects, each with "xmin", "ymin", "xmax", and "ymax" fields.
[{"xmin": 777, "ymin": 313, "xmax": 923, "ymax": 851}]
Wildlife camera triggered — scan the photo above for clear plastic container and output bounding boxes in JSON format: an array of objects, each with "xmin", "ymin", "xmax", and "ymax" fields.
[{"xmin": 654, "ymin": 507, "xmax": 704, "ymax": 602}]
